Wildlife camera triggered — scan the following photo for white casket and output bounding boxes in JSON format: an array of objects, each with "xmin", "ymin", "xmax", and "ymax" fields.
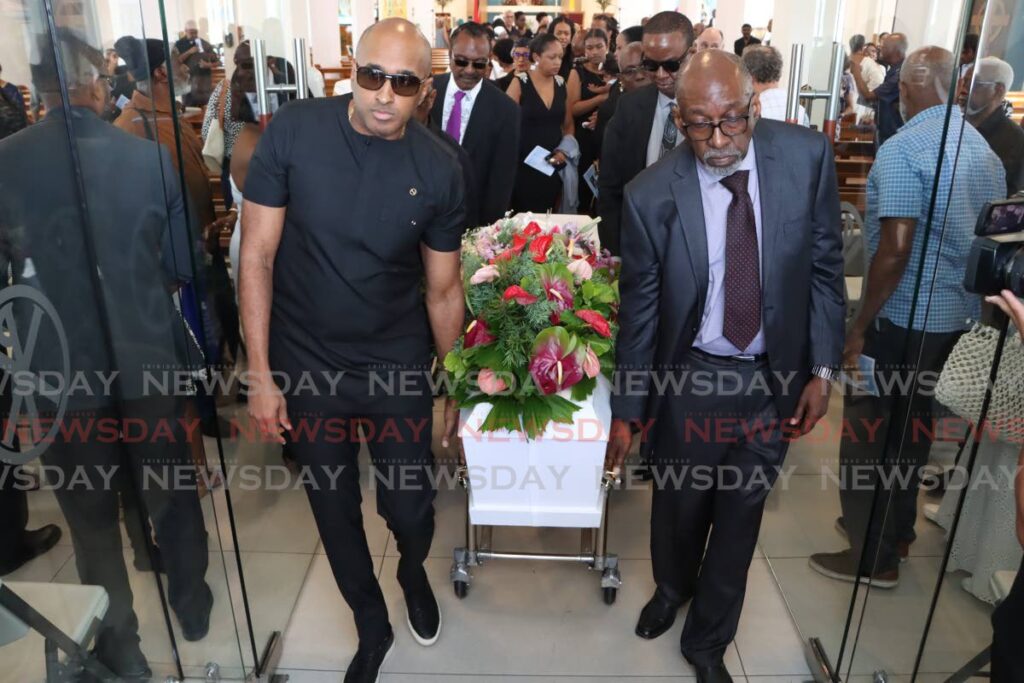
[{"xmin": 459, "ymin": 375, "xmax": 611, "ymax": 528}]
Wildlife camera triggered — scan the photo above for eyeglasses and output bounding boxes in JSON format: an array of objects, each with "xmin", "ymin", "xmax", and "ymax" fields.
[
  {"xmin": 620, "ymin": 66, "xmax": 644, "ymax": 78},
  {"xmin": 642, "ymin": 56, "xmax": 685, "ymax": 73},
  {"xmin": 355, "ymin": 66, "xmax": 425, "ymax": 97},
  {"xmin": 679, "ymin": 97, "xmax": 755, "ymax": 142},
  {"xmin": 454, "ymin": 57, "xmax": 490, "ymax": 71},
  {"xmin": 512, "ymin": 51, "xmax": 531, "ymax": 60}
]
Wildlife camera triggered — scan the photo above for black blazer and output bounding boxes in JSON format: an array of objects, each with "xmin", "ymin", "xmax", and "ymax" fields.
[
  {"xmin": 593, "ymin": 85, "xmax": 623, "ymax": 162},
  {"xmin": 431, "ymin": 75, "xmax": 521, "ymax": 227},
  {"xmin": 611, "ymin": 119, "xmax": 845, "ymax": 447},
  {"xmin": 598, "ymin": 84, "xmax": 659, "ymax": 255},
  {"xmin": 734, "ymin": 36, "xmax": 762, "ymax": 56}
]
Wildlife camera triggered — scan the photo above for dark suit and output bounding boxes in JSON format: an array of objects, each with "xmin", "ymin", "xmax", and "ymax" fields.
[
  {"xmin": 594, "ymin": 84, "xmax": 623, "ymax": 162},
  {"xmin": 431, "ymin": 74, "xmax": 521, "ymax": 226},
  {"xmin": 598, "ymin": 84, "xmax": 659, "ymax": 255},
  {"xmin": 733, "ymin": 36, "xmax": 762, "ymax": 56},
  {"xmin": 613, "ymin": 119, "xmax": 844, "ymax": 663},
  {"xmin": 175, "ymin": 36, "xmax": 217, "ymax": 105}
]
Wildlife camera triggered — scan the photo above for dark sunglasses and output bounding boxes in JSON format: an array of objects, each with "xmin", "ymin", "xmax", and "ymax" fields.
[
  {"xmin": 642, "ymin": 57, "xmax": 685, "ymax": 73},
  {"xmin": 454, "ymin": 57, "xmax": 490, "ymax": 71},
  {"xmin": 355, "ymin": 66, "xmax": 424, "ymax": 97}
]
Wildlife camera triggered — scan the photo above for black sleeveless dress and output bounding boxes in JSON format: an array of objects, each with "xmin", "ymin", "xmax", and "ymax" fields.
[
  {"xmin": 573, "ymin": 64, "xmax": 606, "ymax": 213},
  {"xmin": 511, "ymin": 72, "xmax": 568, "ymax": 214}
]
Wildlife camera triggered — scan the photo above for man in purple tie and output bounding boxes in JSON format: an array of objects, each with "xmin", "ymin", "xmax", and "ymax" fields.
[
  {"xmin": 431, "ymin": 22, "xmax": 520, "ymax": 227},
  {"xmin": 606, "ymin": 50, "xmax": 844, "ymax": 683}
]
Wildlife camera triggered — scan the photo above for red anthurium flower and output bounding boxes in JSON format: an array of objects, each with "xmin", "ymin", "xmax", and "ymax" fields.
[
  {"xmin": 464, "ymin": 319, "xmax": 496, "ymax": 349},
  {"xmin": 529, "ymin": 328, "xmax": 585, "ymax": 395},
  {"xmin": 512, "ymin": 233, "xmax": 529, "ymax": 253},
  {"xmin": 503, "ymin": 285, "xmax": 538, "ymax": 305},
  {"xmin": 530, "ymin": 234, "xmax": 555, "ymax": 263},
  {"xmin": 522, "ymin": 222, "xmax": 542, "ymax": 237},
  {"xmin": 577, "ymin": 309, "xmax": 612, "ymax": 338},
  {"xmin": 542, "ymin": 270, "xmax": 574, "ymax": 324}
]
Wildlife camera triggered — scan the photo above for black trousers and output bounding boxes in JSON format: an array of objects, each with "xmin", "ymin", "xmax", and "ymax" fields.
[
  {"xmin": 651, "ymin": 351, "xmax": 788, "ymax": 665},
  {"xmin": 0, "ymin": 463, "xmax": 30, "ymax": 572},
  {"xmin": 285, "ymin": 401, "xmax": 436, "ymax": 646},
  {"xmin": 991, "ymin": 554, "xmax": 1024, "ymax": 682},
  {"xmin": 839, "ymin": 319, "xmax": 961, "ymax": 574},
  {"xmin": 41, "ymin": 398, "xmax": 211, "ymax": 650}
]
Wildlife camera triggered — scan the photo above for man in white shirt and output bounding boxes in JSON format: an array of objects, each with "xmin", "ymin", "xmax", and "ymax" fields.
[
  {"xmin": 430, "ymin": 22, "xmax": 520, "ymax": 226},
  {"xmin": 742, "ymin": 45, "xmax": 809, "ymax": 126}
]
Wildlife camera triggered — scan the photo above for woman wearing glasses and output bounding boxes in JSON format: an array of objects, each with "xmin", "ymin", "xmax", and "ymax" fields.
[
  {"xmin": 507, "ymin": 32, "xmax": 576, "ymax": 213},
  {"xmin": 567, "ymin": 28, "xmax": 610, "ymax": 212}
]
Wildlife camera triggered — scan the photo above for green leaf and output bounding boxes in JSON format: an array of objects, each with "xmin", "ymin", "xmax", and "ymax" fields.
[
  {"xmin": 444, "ymin": 351, "xmax": 467, "ymax": 378},
  {"xmin": 480, "ymin": 399, "xmax": 524, "ymax": 434},
  {"xmin": 570, "ymin": 376, "xmax": 596, "ymax": 401}
]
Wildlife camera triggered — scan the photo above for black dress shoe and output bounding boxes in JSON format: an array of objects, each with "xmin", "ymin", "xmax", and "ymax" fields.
[
  {"xmin": 0, "ymin": 524, "xmax": 62, "ymax": 576},
  {"xmin": 635, "ymin": 589, "xmax": 683, "ymax": 640},
  {"xmin": 404, "ymin": 580, "xmax": 441, "ymax": 646},
  {"xmin": 93, "ymin": 637, "xmax": 152, "ymax": 680},
  {"xmin": 178, "ymin": 584, "xmax": 214, "ymax": 642},
  {"xmin": 344, "ymin": 630, "xmax": 394, "ymax": 683},
  {"xmin": 686, "ymin": 658, "xmax": 733, "ymax": 683}
]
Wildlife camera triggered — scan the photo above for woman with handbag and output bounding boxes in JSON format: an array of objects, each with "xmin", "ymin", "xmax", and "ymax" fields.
[{"xmin": 202, "ymin": 41, "xmax": 254, "ymax": 210}]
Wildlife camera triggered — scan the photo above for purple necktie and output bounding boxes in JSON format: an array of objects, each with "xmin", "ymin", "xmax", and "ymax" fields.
[
  {"xmin": 446, "ymin": 90, "xmax": 466, "ymax": 142},
  {"xmin": 719, "ymin": 170, "xmax": 762, "ymax": 351}
]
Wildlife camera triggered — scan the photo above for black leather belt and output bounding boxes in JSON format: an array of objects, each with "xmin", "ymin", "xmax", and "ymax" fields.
[{"xmin": 689, "ymin": 347, "xmax": 768, "ymax": 364}]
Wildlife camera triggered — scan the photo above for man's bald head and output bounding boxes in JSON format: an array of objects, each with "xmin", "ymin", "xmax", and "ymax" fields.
[
  {"xmin": 696, "ymin": 27, "xmax": 724, "ymax": 51},
  {"xmin": 357, "ymin": 17, "xmax": 432, "ymax": 76},
  {"xmin": 880, "ymin": 32, "xmax": 908, "ymax": 66},
  {"xmin": 899, "ymin": 45, "xmax": 954, "ymax": 121},
  {"xmin": 676, "ymin": 49, "xmax": 753, "ymax": 107}
]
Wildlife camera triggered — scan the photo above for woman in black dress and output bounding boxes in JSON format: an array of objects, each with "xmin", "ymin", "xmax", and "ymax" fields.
[
  {"xmin": 567, "ymin": 29, "xmax": 611, "ymax": 213},
  {"xmin": 549, "ymin": 15, "xmax": 576, "ymax": 81},
  {"xmin": 507, "ymin": 33, "xmax": 575, "ymax": 214}
]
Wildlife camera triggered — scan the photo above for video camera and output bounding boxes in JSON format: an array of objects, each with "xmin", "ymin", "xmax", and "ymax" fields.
[{"xmin": 964, "ymin": 195, "xmax": 1024, "ymax": 296}]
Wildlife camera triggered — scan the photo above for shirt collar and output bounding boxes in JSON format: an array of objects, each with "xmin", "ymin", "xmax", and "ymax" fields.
[
  {"xmin": 695, "ymin": 138, "xmax": 758, "ymax": 191},
  {"xmin": 902, "ymin": 103, "xmax": 960, "ymax": 130},
  {"xmin": 450, "ymin": 73, "xmax": 484, "ymax": 102},
  {"xmin": 657, "ymin": 91, "xmax": 675, "ymax": 110}
]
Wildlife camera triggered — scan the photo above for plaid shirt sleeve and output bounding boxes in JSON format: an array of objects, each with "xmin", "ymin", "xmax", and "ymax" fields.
[{"xmin": 875, "ymin": 141, "xmax": 923, "ymax": 220}]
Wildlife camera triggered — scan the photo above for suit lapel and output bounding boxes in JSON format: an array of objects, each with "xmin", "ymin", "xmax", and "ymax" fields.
[
  {"xmin": 636, "ymin": 86, "xmax": 660, "ymax": 170},
  {"xmin": 431, "ymin": 74, "xmax": 449, "ymax": 130},
  {"xmin": 462, "ymin": 82, "xmax": 486, "ymax": 149},
  {"xmin": 670, "ymin": 146, "xmax": 709, "ymax": 336},
  {"xmin": 753, "ymin": 124, "xmax": 782, "ymax": 307}
]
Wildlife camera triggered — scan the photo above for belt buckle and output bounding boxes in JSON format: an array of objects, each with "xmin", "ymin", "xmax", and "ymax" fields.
[{"xmin": 733, "ymin": 354, "xmax": 757, "ymax": 362}]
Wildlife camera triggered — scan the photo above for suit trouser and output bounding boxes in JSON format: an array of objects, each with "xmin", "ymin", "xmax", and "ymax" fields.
[
  {"xmin": 40, "ymin": 398, "xmax": 211, "ymax": 650},
  {"xmin": 651, "ymin": 351, "xmax": 788, "ymax": 665},
  {"xmin": 839, "ymin": 319, "xmax": 961, "ymax": 574},
  {"xmin": 284, "ymin": 401, "xmax": 436, "ymax": 646},
  {"xmin": 0, "ymin": 463, "xmax": 30, "ymax": 570},
  {"xmin": 991, "ymin": 554, "xmax": 1024, "ymax": 682}
]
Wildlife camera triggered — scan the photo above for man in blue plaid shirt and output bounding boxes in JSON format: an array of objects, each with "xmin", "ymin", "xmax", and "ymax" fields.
[{"xmin": 811, "ymin": 46, "xmax": 1005, "ymax": 588}]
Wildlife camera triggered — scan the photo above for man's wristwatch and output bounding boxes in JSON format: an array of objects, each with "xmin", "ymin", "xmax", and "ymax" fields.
[{"xmin": 812, "ymin": 365, "xmax": 839, "ymax": 383}]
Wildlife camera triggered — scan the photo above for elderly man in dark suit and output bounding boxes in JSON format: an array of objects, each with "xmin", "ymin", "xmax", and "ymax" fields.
[
  {"xmin": 431, "ymin": 21, "xmax": 520, "ymax": 227},
  {"xmin": 606, "ymin": 50, "xmax": 845, "ymax": 683},
  {"xmin": 174, "ymin": 20, "xmax": 219, "ymax": 106},
  {"xmin": 599, "ymin": 11, "xmax": 694, "ymax": 255}
]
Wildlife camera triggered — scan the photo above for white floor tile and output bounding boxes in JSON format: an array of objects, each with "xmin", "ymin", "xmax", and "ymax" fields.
[
  {"xmin": 277, "ymin": 553, "xmax": 384, "ymax": 671},
  {"xmin": 735, "ymin": 560, "xmax": 812, "ymax": 677},
  {"xmin": 1, "ymin": 542, "xmax": 74, "ymax": 583},
  {"xmin": 381, "ymin": 676, "xmax": 698, "ymax": 682},
  {"xmin": 377, "ymin": 556, "xmax": 743, "ymax": 678}
]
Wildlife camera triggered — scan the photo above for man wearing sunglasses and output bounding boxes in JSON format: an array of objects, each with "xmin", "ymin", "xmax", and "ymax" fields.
[
  {"xmin": 598, "ymin": 11, "xmax": 694, "ymax": 255},
  {"xmin": 241, "ymin": 18, "xmax": 467, "ymax": 683},
  {"xmin": 607, "ymin": 50, "xmax": 843, "ymax": 682},
  {"xmin": 431, "ymin": 21, "xmax": 520, "ymax": 227}
]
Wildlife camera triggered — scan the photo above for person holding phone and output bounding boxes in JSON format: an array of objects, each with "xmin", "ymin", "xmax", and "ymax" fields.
[
  {"xmin": 984, "ymin": 289, "xmax": 1024, "ymax": 683},
  {"xmin": 506, "ymin": 32, "xmax": 575, "ymax": 213}
]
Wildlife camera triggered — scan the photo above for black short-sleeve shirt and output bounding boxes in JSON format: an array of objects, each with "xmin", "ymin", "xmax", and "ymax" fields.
[{"xmin": 245, "ymin": 95, "xmax": 466, "ymax": 409}]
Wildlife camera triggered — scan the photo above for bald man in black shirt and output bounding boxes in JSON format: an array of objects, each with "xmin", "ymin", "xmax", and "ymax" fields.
[{"xmin": 241, "ymin": 18, "xmax": 465, "ymax": 683}]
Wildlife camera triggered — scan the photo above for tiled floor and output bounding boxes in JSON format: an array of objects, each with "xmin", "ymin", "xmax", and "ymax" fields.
[{"xmin": 7, "ymin": 396, "xmax": 1001, "ymax": 683}]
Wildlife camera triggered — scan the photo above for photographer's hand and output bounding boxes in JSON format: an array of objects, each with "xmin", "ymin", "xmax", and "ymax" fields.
[{"xmin": 985, "ymin": 290, "xmax": 1024, "ymax": 342}]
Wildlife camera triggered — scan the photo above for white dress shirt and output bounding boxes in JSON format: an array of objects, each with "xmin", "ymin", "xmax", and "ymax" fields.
[
  {"xmin": 441, "ymin": 74, "xmax": 483, "ymax": 144},
  {"xmin": 757, "ymin": 87, "xmax": 809, "ymax": 126},
  {"xmin": 693, "ymin": 140, "xmax": 766, "ymax": 356},
  {"xmin": 646, "ymin": 91, "xmax": 684, "ymax": 167}
]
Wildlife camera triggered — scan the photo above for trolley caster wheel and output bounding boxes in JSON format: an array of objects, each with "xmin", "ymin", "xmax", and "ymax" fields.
[
  {"xmin": 454, "ymin": 581, "xmax": 469, "ymax": 599},
  {"xmin": 602, "ymin": 587, "xmax": 617, "ymax": 605}
]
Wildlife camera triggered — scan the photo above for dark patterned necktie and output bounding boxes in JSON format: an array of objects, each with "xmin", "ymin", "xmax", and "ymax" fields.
[
  {"xmin": 719, "ymin": 170, "xmax": 762, "ymax": 351},
  {"xmin": 659, "ymin": 103, "xmax": 678, "ymax": 160}
]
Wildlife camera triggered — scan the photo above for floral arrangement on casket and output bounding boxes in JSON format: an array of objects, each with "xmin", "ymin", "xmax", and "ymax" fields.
[{"xmin": 444, "ymin": 217, "xmax": 621, "ymax": 439}]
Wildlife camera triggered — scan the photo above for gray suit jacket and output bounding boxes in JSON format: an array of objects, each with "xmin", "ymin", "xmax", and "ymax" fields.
[{"xmin": 611, "ymin": 119, "xmax": 845, "ymax": 434}]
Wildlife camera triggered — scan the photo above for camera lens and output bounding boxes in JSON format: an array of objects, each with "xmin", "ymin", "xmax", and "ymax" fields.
[{"xmin": 1004, "ymin": 245, "xmax": 1024, "ymax": 297}]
